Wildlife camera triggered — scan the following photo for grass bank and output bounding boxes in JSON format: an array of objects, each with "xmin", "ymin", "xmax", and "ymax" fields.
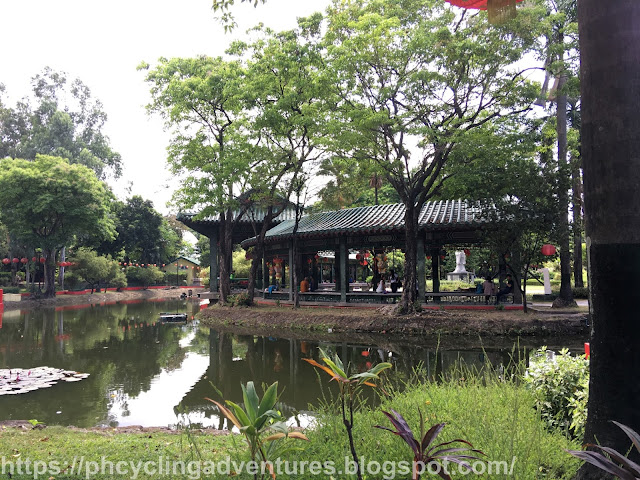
[
  {"xmin": 198, "ymin": 303, "xmax": 588, "ymax": 337},
  {"xmin": 1, "ymin": 370, "xmax": 583, "ymax": 479}
]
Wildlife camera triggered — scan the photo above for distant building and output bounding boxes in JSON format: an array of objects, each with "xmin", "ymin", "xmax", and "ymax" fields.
[{"xmin": 163, "ymin": 256, "xmax": 201, "ymax": 286}]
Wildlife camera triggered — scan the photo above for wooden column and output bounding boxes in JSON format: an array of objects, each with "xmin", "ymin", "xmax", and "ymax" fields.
[
  {"xmin": 339, "ymin": 237, "xmax": 347, "ymax": 302},
  {"xmin": 209, "ymin": 231, "xmax": 218, "ymax": 293},
  {"xmin": 288, "ymin": 241, "xmax": 294, "ymax": 301},
  {"xmin": 417, "ymin": 235, "xmax": 426, "ymax": 302},
  {"xmin": 430, "ymin": 247, "xmax": 440, "ymax": 303}
]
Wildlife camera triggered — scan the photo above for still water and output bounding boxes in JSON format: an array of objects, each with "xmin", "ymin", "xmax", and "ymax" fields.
[{"xmin": 0, "ymin": 300, "xmax": 583, "ymax": 429}]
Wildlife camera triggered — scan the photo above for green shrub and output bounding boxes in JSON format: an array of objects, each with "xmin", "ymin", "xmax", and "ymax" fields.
[
  {"xmin": 571, "ymin": 287, "xmax": 589, "ymax": 299},
  {"xmin": 2, "ymin": 286, "xmax": 20, "ymax": 294},
  {"xmin": 523, "ymin": 347, "xmax": 589, "ymax": 438},
  {"xmin": 0, "ymin": 272, "xmax": 11, "ymax": 287},
  {"xmin": 62, "ymin": 271, "xmax": 82, "ymax": 290},
  {"xmin": 228, "ymin": 291, "xmax": 251, "ymax": 307}
]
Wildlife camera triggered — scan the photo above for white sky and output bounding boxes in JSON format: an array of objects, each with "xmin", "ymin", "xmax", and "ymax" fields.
[{"xmin": 0, "ymin": 0, "xmax": 331, "ymax": 214}]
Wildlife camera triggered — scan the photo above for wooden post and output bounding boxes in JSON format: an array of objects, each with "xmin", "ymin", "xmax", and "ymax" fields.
[
  {"xmin": 209, "ymin": 231, "xmax": 218, "ymax": 293},
  {"xmin": 417, "ymin": 235, "xmax": 426, "ymax": 303},
  {"xmin": 340, "ymin": 237, "xmax": 347, "ymax": 303}
]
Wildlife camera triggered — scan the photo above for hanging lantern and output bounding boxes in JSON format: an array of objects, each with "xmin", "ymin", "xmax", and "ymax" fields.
[
  {"xmin": 463, "ymin": 248, "xmax": 471, "ymax": 256},
  {"xmin": 426, "ymin": 255, "xmax": 431, "ymax": 260},
  {"xmin": 444, "ymin": 0, "xmax": 525, "ymax": 24},
  {"xmin": 541, "ymin": 244, "xmax": 557, "ymax": 256},
  {"xmin": 363, "ymin": 260, "xmax": 368, "ymax": 266},
  {"xmin": 440, "ymin": 255, "xmax": 445, "ymax": 260},
  {"xmin": 39, "ymin": 258, "xmax": 46, "ymax": 264},
  {"xmin": 32, "ymin": 256, "xmax": 37, "ymax": 262},
  {"xmin": 307, "ymin": 258, "xmax": 313, "ymax": 264},
  {"xmin": 2, "ymin": 258, "xmax": 10, "ymax": 265},
  {"xmin": 12, "ymin": 258, "xmax": 19, "ymax": 264}
]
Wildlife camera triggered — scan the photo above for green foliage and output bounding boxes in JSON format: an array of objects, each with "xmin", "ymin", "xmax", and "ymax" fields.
[
  {"xmin": 0, "ymin": 272, "xmax": 11, "ymax": 287},
  {"xmin": 124, "ymin": 266, "xmax": 164, "ymax": 288},
  {"xmin": 291, "ymin": 364, "xmax": 580, "ymax": 480},
  {"xmin": 0, "ymin": 156, "xmax": 116, "ymax": 253},
  {"xmin": 228, "ymin": 291, "xmax": 251, "ymax": 307},
  {"xmin": 232, "ymin": 249, "xmax": 252, "ymax": 278},
  {"xmin": 70, "ymin": 248, "xmax": 125, "ymax": 291},
  {"xmin": 206, "ymin": 381, "xmax": 307, "ymax": 479},
  {"xmin": 1, "ymin": 286, "xmax": 20, "ymax": 294},
  {"xmin": 0, "ymin": 67, "xmax": 122, "ymax": 179},
  {"xmin": 304, "ymin": 347, "xmax": 392, "ymax": 480},
  {"xmin": 523, "ymin": 347, "xmax": 589, "ymax": 438}
]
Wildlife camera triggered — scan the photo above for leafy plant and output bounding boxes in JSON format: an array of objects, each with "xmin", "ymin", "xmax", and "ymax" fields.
[
  {"xmin": 523, "ymin": 347, "xmax": 589, "ymax": 437},
  {"xmin": 304, "ymin": 347, "xmax": 391, "ymax": 480},
  {"xmin": 374, "ymin": 408, "xmax": 485, "ymax": 480},
  {"xmin": 206, "ymin": 381, "xmax": 307, "ymax": 479},
  {"xmin": 567, "ymin": 421, "xmax": 640, "ymax": 479}
]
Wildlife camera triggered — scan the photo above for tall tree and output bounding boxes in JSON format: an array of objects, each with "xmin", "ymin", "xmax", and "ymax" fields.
[
  {"xmin": 231, "ymin": 15, "xmax": 330, "ymax": 303},
  {"xmin": 326, "ymin": 0, "xmax": 538, "ymax": 312},
  {"xmin": 142, "ymin": 56, "xmax": 254, "ymax": 304},
  {"xmin": 0, "ymin": 68, "xmax": 122, "ymax": 179},
  {"xmin": 0, "ymin": 155, "xmax": 115, "ymax": 297},
  {"xmin": 576, "ymin": 2, "xmax": 640, "ymax": 477}
]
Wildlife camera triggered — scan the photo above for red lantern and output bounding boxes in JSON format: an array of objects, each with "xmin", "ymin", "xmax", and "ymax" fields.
[
  {"xmin": 426, "ymin": 256, "xmax": 431, "ymax": 260},
  {"xmin": 440, "ymin": 255, "xmax": 445, "ymax": 260},
  {"xmin": 356, "ymin": 253, "xmax": 362, "ymax": 261},
  {"xmin": 39, "ymin": 258, "xmax": 46, "ymax": 264},
  {"xmin": 32, "ymin": 256, "xmax": 37, "ymax": 262},
  {"xmin": 363, "ymin": 260, "xmax": 368, "ymax": 266},
  {"xmin": 541, "ymin": 244, "xmax": 556, "ymax": 256},
  {"xmin": 12, "ymin": 258, "xmax": 19, "ymax": 264},
  {"xmin": 444, "ymin": 0, "xmax": 526, "ymax": 23},
  {"xmin": 20, "ymin": 257, "xmax": 27, "ymax": 264},
  {"xmin": 463, "ymin": 248, "xmax": 471, "ymax": 256},
  {"xmin": 307, "ymin": 258, "xmax": 313, "ymax": 264},
  {"xmin": 2, "ymin": 258, "xmax": 10, "ymax": 265}
]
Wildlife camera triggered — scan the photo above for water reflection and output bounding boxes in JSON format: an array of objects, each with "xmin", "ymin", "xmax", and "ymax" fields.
[{"xmin": 0, "ymin": 302, "xmax": 584, "ymax": 428}]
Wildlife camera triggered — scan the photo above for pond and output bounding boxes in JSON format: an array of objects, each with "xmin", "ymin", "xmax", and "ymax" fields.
[{"xmin": 0, "ymin": 300, "xmax": 584, "ymax": 429}]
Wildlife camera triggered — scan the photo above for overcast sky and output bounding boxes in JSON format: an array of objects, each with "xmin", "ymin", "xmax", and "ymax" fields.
[{"xmin": 0, "ymin": 0, "xmax": 331, "ymax": 214}]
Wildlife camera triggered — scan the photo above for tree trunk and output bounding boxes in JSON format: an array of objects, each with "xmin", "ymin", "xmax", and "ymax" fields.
[
  {"xmin": 572, "ymin": 161, "xmax": 585, "ymax": 288},
  {"xmin": 43, "ymin": 248, "xmax": 57, "ymax": 298},
  {"xmin": 576, "ymin": 2, "xmax": 640, "ymax": 478},
  {"xmin": 399, "ymin": 204, "xmax": 418, "ymax": 312},
  {"xmin": 554, "ymin": 73, "xmax": 576, "ymax": 307}
]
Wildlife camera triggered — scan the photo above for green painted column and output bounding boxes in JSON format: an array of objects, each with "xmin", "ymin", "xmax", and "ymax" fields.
[
  {"xmin": 417, "ymin": 235, "xmax": 426, "ymax": 302},
  {"xmin": 209, "ymin": 232, "xmax": 218, "ymax": 293},
  {"xmin": 289, "ymin": 241, "xmax": 294, "ymax": 301},
  {"xmin": 339, "ymin": 237, "xmax": 347, "ymax": 302}
]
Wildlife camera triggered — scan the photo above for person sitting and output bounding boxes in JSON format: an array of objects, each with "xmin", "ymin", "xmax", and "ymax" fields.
[
  {"xmin": 267, "ymin": 284, "xmax": 278, "ymax": 294},
  {"xmin": 389, "ymin": 269, "xmax": 400, "ymax": 293},
  {"xmin": 482, "ymin": 277, "xmax": 495, "ymax": 305},
  {"xmin": 300, "ymin": 277, "xmax": 310, "ymax": 292},
  {"xmin": 376, "ymin": 278, "xmax": 386, "ymax": 293},
  {"xmin": 309, "ymin": 276, "xmax": 317, "ymax": 292},
  {"xmin": 496, "ymin": 274, "xmax": 514, "ymax": 304}
]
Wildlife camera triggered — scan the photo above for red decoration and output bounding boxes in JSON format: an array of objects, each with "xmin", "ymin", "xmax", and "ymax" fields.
[
  {"xmin": 445, "ymin": 0, "xmax": 525, "ymax": 10},
  {"xmin": 541, "ymin": 244, "xmax": 556, "ymax": 256},
  {"xmin": 39, "ymin": 258, "xmax": 46, "ymax": 264},
  {"xmin": 426, "ymin": 256, "xmax": 431, "ymax": 260},
  {"xmin": 2, "ymin": 258, "xmax": 9, "ymax": 265},
  {"xmin": 307, "ymin": 258, "xmax": 313, "ymax": 264},
  {"xmin": 440, "ymin": 255, "xmax": 445, "ymax": 260},
  {"xmin": 463, "ymin": 248, "xmax": 471, "ymax": 256},
  {"xmin": 32, "ymin": 257, "xmax": 37, "ymax": 262},
  {"xmin": 12, "ymin": 258, "xmax": 19, "ymax": 264},
  {"xmin": 363, "ymin": 260, "xmax": 368, "ymax": 266},
  {"xmin": 356, "ymin": 254, "xmax": 362, "ymax": 261}
]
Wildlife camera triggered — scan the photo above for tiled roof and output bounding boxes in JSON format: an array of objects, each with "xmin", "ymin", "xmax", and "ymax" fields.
[
  {"xmin": 177, "ymin": 206, "xmax": 298, "ymax": 225},
  {"xmin": 242, "ymin": 200, "xmax": 488, "ymax": 247}
]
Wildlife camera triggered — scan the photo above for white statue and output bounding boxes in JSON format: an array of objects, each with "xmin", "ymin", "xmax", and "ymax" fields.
[{"xmin": 453, "ymin": 250, "xmax": 467, "ymax": 273}]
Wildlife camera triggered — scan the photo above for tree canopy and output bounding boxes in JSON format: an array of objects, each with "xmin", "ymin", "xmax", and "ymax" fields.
[
  {"xmin": 0, "ymin": 155, "xmax": 115, "ymax": 296},
  {"xmin": 0, "ymin": 67, "xmax": 122, "ymax": 180}
]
